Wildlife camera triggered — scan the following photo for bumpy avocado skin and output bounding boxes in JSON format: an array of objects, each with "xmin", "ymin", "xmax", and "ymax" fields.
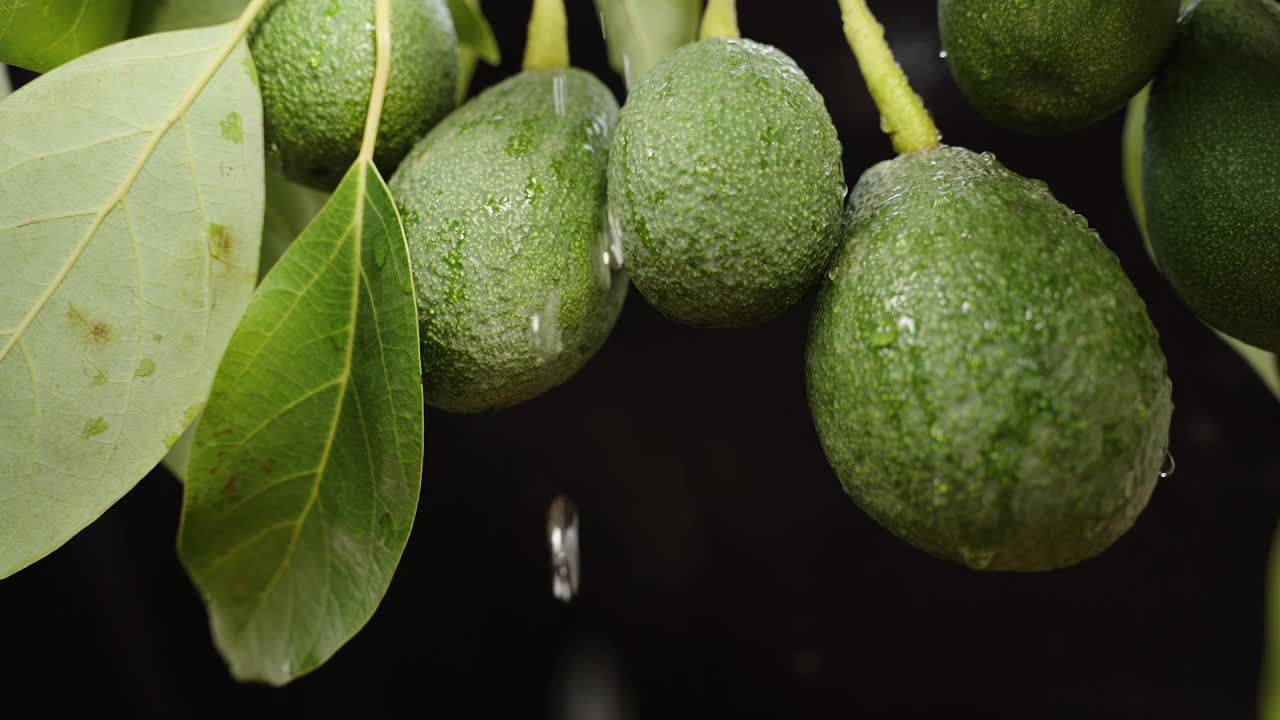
[
  {"xmin": 1144, "ymin": 0, "xmax": 1280, "ymax": 352},
  {"xmin": 250, "ymin": 0, "xmax": 458, "ymax": 190},
  {"xmin": 939, "ymin": 0, "xmax": 1179, "ymax": 134},
  {"xmin": 389, "ymin": 69, "xmax": 627, "ymax": 413},
  {"xmin": 806, "ymin": 147, "xmax": 1172, "ymax": 572},
  {"xmin": 607, "ymin": 38, "xmax": 846, "ymax": 328}
]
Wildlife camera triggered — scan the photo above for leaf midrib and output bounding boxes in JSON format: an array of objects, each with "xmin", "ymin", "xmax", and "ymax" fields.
[{"xmin": 235, "ymin": 166, "xmax": 368, "ymax": 632}]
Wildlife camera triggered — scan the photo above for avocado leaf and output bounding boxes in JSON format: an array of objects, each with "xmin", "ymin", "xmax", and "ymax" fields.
[
  {"xmin": 179, "ymin": 157, "xmax": 423, "ymax": 685},
  {"xmin": 0, "ymin": 0, "xmax": 135, "ymax": 72},
  {"xmin": 0, "ymin": 23, "xmax": 263, "ymax": 579}
]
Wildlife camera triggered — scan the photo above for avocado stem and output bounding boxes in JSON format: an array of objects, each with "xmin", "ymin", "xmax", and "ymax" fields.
[
  {"xmin": 699, "ymin": 0, "xmax": 741, "ymax": 40},
  {"xmin": 837, "ymin": 0, "xmax": 941, "ymax": 155},
  {"xmin": 359, "ymin": 0, "xmax": 394, "ymax": 164},
  {"xmin": 523, "ymin": 0, "xmax": 570, "ymax": 71}
]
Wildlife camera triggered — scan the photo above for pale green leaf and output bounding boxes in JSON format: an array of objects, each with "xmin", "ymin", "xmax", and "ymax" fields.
[
  {"xmin": 1, "ymin": 64, "xmax": 10, "ymax": 96},
  {"xmin": 0, "ymin": 0, "xmax": 134, "ymax": 72},
  {"xmin": 179, "ymin": 160, "xmax": 424, "ymax": 686},
  {"xmin": 1122, "ymin": 86, "xmax": 1280, "ymax": 401},
  {"xmin": 594, "ymin": 0, "xmax": 701, "ymax": 89},
  {"xmin": 0, "ymin": 24, "xmax": 264, "ymax": 578},
  {"xmin": 129, "ymin": 0, "xmax": 247, "ymax": 34}
]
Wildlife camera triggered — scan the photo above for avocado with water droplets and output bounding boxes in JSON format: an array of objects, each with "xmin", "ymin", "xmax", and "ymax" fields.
[
  {"xmin": 607, "ymin": 37, "xmax": 846, "ymax": 328},
  {"xmin": 1143, "ymin": 0, "xmax": 1280, "ymax": 352},
  {"xmin": 250, "ymin": 0, "xmax": 458, "ymax": 190},
  {"xmin": 389, "ymin": 69, "xmax": 626, "ymax": 413},
  {"xmin": 806, "ymin": 146, "xmax": 1172, "ymax": 571},
  {"xmin": 939, "ymin": 0, "xmax": 1179, "ymax": 134}
]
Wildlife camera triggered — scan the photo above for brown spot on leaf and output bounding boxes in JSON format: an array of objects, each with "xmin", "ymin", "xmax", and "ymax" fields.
[
  {"xmin": 223, "ymin": 476, "xmax": 240, "ymax": 495},
  {"xmin": 208, "ymin": 223, "xmax": 233, "ymax": 260},
  {"xmin": 67, "ymin": 304, "xmax": 112, "ymax": 343}
]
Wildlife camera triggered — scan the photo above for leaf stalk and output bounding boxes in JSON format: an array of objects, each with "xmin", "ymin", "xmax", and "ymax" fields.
[
  {"xmin": 837, "ymin": 0, "xmax": 940, "ymax": 155},
  {"xmin": 699, "ymin": 0, "xmax": 740, "ymax": 40},
  {"xmin": 523, "ymin": 0, "xmax": 569, "ymax": 70}
]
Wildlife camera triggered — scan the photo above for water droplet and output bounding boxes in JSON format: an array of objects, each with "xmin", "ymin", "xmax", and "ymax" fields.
[
  {"xmin": 896, "ymin": 316, "xmax": 916, "ymax": 334},
  {"xmin": 552, "ymin": 70, "xmax": 568, "ymax": 118},
  {"xmin": 547, "ymin": 495, "xmax": 580, "ymax": 602},
  {"xmin": 1159, "ymin": 449, "xmax": 1176, "ymax": 479},
  {"xmin": 604, "ymin": 207, "xmax": 625, "ymax": 271},
  {"xmin": 938, "ymin": 49, "xmax": 949, "ymax": 59},
  {"xmin": 530, "ymin": 292, "xmax": 564, "ymax": 360},
  {"xmin": 959, "ymin": 545, "xmax": 996, "ymax": 570}
]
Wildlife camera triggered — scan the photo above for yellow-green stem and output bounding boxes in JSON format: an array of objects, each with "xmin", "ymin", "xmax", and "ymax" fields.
[
  {"xmin": 523, "ymin": 0, "xmax": 569, "ymax": 70},
  {"xmin": 360, "ymin": 0, "xmax": 394, "ymax": 163},
  {"xmin": 699, "ymin": 0, "xmax": 740, "ymax": 40},
  {"xmin": 1265, "ymin": 524, "xmax": 1280, "ymax": 720},
  {"xmin": 837, "ymin": 0, "xmax": 940, "ymax": 155}
]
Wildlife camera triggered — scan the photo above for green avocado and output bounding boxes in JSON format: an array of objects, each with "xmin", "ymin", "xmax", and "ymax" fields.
[
  {"xmin": 1143, "ymin": 0, "xmax": 1280, "ymax": 352},
  {"xmin": 250, "ymin": 0, "xmax": 458, "ymax": 190},
  {"xmin": 607, "ymin": 37, "xmax": 846, "ymax": 328},
  {"xmin": 806, "ymin": 146, "xmax": 1172, "ymax": 571},
  {"xmin": 939, "ymin": 0, "xmax": 1179, "ymax": 134},
  {"xmin": 389, "ymin": 68, "xmax": 626, "ymax": 413}
]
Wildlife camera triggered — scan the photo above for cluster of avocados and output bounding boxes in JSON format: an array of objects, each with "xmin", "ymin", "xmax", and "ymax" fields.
[{"xmin": 253, "ymin": 0, "xmax": 1275, "ymax": 571}]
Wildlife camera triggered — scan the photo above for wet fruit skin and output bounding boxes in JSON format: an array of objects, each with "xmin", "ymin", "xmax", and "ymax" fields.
[
  {"xmin": 607, "ymin": 37, "xmax": 846, "ymax": 328},
  {"xmin": 806, "ymin": 146, "xmax": 1173, "ymax": 572},
  {"xmin": 939, "ymin": 0, "xmax": 1179, "ymax": 135},
  {"xmin": 1143, "ymin": 0, "xmax": 1280, "ymax": 352},
  {"xmin": 389, "ymin": 69, "xmax": 627, "ymax": 414},
  {"xmin": 250, "ymin": 0, "xmax": 458, "ymax": 190}
]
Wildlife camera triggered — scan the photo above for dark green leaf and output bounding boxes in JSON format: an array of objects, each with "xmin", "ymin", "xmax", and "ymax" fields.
[
  {"xmin": 179, "ymin": 159, "xmax": 423, "ymax": 685},
  {"xmin": 0, "ymin": 0, "xmax": 134, "ymax": 72}
]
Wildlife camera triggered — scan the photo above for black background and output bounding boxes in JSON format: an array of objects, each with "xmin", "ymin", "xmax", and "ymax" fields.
[{"xmin": 4, "ymin": 1, "xmax": 1279, "ymax": 717}]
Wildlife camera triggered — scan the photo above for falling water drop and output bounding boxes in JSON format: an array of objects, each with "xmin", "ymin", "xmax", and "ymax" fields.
[
  {"xmin": 938, "ymin": 49, "xmax": 949, "ymax": 59},
  {"xmin": 605, "ymin": 206, "xmax": 625, "ymax": 271},
  {"xmin": 530, "ymin": 292, "xmax": 564, "ymax": 359},
  {"xmin": 552, "ymin": 70, "xmax": 568, "ymax": 118},
  {"xmin": 1159, "ymin": 449, "xmax": 1176, "ymax": 479},
  {"xmin": 547, "ymin": 495, "xmax": 580, "ymax": 602}
]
